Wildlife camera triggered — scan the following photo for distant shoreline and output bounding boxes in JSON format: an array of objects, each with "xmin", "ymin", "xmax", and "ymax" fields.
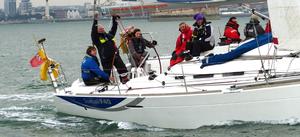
[{"xmin": 0, "ymin": 17, "xmax": 151, "ymax": 25}]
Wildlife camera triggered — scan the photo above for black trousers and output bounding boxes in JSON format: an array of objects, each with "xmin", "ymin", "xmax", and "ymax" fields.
[
  {"xmin": 187, "ymin": 41, "xmax": 214, "ymax": 57},
  {"xmin": 83, "ymin": 77, "xmax": 109, "ymax": 86},
  {"xmin": 101, "ymin": 53, "xmax": 128, "ymax": 77}
]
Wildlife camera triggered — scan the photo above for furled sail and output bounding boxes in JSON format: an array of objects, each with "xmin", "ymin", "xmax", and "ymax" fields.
[
  {"xmin": 268, "ymin": 0, "xmax": 300, "ymax": 51},
  {"xmin": 201, "ymin": 33, "xmax": 272, "ymax": 68}
]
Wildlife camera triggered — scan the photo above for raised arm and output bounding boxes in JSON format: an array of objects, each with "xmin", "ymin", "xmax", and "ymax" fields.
[
  {"xmin": 108, "ymin": 15, "xmax": 119, "ymax": 36},
  {"xmin": 91, "ymin": 14, "xmax": 99, "ymax": 45}
]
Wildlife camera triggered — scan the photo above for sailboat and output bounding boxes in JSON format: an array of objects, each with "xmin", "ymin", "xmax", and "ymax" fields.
[{"xmin": 35, "ymin": 0, "xmax": 300, "ymax": 129}]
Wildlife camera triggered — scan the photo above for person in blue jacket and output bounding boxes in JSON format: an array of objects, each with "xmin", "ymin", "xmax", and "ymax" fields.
[{"xmin": 81, "ymin": 46, "xmax": 109, "ymax": 86}]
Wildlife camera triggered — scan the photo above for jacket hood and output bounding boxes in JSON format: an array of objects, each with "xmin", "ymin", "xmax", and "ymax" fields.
[
  {"xmin": 226, "ymin": 21, "xmax": 239, "ymax": 29},
  {"xmin": 249, "ymin": 19, "xmax": 260, "ymax": 24}
]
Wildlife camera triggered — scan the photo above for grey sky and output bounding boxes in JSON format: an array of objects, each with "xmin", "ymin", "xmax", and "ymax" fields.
[{"xmin": 0, "ymin": 0, "xmax": 95, "ymax": 9}]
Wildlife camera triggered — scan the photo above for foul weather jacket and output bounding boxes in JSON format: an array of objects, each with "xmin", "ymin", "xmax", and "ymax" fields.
[
  {"xmin": 190, "ymin": 22, "xmax": 215, "ymax": 56},
  {"xmin": 81, "ymin": 55, "xmax": 109, "ymax": 81},
  {"xmin": 170, "ymin": 25, "xmax": 193, "ymax": 67},
  {"xmin": 91, "ymin": 18, "xmax": 118, "ymax": 61},
  {"xmin": 224, "ymin": 21, "xmax": 241, "ymax": 44},
  {"xmin": 128, "ymin": 37, "xmax": 154, "ymax": 67},
  {"xmin": 244, "ymin": 19, "xmax": 265, "ymax": 40}
]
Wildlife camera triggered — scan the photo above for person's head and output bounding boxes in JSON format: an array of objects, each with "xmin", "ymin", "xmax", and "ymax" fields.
[
  {"xmin": 250, "ymin": 14, "xmax": 259, "ymax": 22},
  {"xmin": 133, "ymin": 28, "xmax": 142, "ymax": 38},
  {"xmin": 179, "ymin": 22, "xmax": 189, "ymax": 32},
  {"xmin": 193, "ymin": 13, "xmax": 206, "ymax": 25},
  {"xmin": 97, "ymin": 24, "xmax": 105, "ymax": 33},
  {"xmin": 229, "ymin": 17, "xmax": 237, "ymax": 23},
  {"xmin": 124, "ymin": 25, "xmax": 135, "ymax": 37},
  {"xmin": 86, "ymin": 46, "xmax": 97, "ymax": 56},
  {"xmin": 125, "ymin": 26, "xmax": 135, "ymax": 33}
]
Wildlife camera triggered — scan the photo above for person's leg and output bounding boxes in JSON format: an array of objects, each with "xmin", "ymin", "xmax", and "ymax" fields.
[
  {"xmin": 191, "ymin": 41, "xmax": 201, "ymax": 57},
  {"xmin": 113, "ymin": 54, "xmax": 129, "ymax": 84},
  {"xmin": 200, "ymin": 42, "xmax": 214, "ymax": 52},
  {"xmin": 114, "ymin": 54, "xmax": 128, "ymax": 75},
  {"xmin": 84, "ymin": 77, "xmax": 108, "ymax": 86},
  {"xmin": 101, "ymin": 59, "xmax": 113, "ymax": 77}
]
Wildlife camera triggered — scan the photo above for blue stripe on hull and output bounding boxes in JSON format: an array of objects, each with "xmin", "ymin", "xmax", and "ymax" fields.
[{"xmin": 57, "ymin": 96, "xmax": 126, "ymax": 109}]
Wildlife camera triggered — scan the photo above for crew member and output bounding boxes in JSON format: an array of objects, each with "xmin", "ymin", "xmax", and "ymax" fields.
[
  {"xmin": 169, "ymin": 22, "xmax": 193, "ymax": 69},
  {"xmin": 224, "ymin": 17, "xmax": 241, "ymax": 44},
  {"xmin": 244, "ymin": 14, "xmax": 265, "ymax": 40},
  {"xmin": 81, "ymin": 46, "xmax": 109, "ymax": 86},
  {"xmin": 128, "ymin": 28, "xmax": 157, "ymax": 67},
  {"xmin": 188, "ymin": 13, "xmax": 215, "ymax": 57},
  {"xmin": 91, "ymin": 13, "xmax": 129, "ymax": 84}
]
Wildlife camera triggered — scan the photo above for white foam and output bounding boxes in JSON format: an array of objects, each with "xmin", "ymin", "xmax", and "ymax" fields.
[
  {"xmin": 97, "ymin": 120, "xmax": 163, "ymax": 131},
  {"xmin": 207, "ymin": 118, "xmax": 300, "ymax": 127},
  {"xmin": 256, "ymin": 117, "xmax": 300, "ymax": 126},
  {"xmin": 97, "ymin": 120, "xmax": 118, "ymax": 125},
  {"xmin": 117, "ymin": 122, "xmax": 164, "ymax": 131},
  {"xmin": 213, "ymin": 120, "xmax": 245, "ymax": 126},
  {"xmin": 0, "ymin": 107, "xmax": 83, "ymax": 128},
  {"xmin": 0, "ymin": 92, "xmax": 53, "ymax": 101},
  {"xmin": 0, "ymin": 106, "xmax": 37, "ymax": 111}
]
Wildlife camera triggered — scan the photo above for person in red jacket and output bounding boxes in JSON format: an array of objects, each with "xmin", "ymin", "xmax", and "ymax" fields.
[
  {"xmin": 224, "ymin": 17, "xmax": 241, "ymax": 44},
  {"xmin": 169, "ymin": 22, "xmax": 193, "ymax": 69}
]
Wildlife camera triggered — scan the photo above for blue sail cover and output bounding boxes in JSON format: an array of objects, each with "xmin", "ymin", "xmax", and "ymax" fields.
[{"xmin": 201, "ymin": 33, "xmax": 273, "ymax": 68}]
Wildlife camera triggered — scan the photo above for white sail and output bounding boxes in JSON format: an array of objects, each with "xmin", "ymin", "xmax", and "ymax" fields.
[{"xmin": 268, "ymin": 0, "xmax": 300, "ymax": 51}]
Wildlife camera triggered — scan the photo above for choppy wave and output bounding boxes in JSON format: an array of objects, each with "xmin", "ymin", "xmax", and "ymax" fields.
[
  {"xmin": 20, "ymin": 83, "xmax": 54, "ymax": 90},
  {"xmin": 0, "ymin": 106, "xmax": 83, "ymax": 129},
  {"xmin": 97, "ymin": 120, "xmax": 164, "ymax": 131},
  {"xmin": 0, "ymin": 92, "xmax": 53, "ymax": 101},
  {"xmin": 204, "ymin": 119, "xmax": 300, "ymax": 128}
]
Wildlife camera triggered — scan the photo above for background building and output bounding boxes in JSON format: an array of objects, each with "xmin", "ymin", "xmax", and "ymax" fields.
[
  {"xmin": 4, "ymin": 0, "xmax": 17, "ymax": 17},
  {"xmin": 18, "ymin": 0, "xmax": 32, "ymax": 15}
]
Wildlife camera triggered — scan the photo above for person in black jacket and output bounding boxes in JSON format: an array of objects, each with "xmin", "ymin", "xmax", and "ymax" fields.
[
  {"xmin": 128, "ymin": 28, "xmax": 157, "ymax": 67},
  {"xmin": 188, "ymin": 13, "xmax": 215, "ymax": 57},
  {"xmin": 244, "ymin": 14, "xmax": 265, "ymax": 40},
  {"xmin": 91, "ymin": 13, "xmax": 129, "ymax": 84}
]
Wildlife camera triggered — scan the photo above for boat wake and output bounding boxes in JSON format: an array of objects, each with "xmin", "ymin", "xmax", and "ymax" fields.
[
  {"xmin": 97, "ymin": 120, "xmax": 164, "ymax": 131},
  {"xmin": 205, "ymin": 119, "xmax": 300, "ymax": 129}
]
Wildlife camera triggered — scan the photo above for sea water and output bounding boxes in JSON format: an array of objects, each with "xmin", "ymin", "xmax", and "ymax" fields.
[{"xmin": 1, "ymin": 18, "xmax": 300, "ymax": 137}]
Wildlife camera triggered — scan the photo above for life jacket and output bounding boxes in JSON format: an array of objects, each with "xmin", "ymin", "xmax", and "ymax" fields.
[
  {"xmin": 98, "ymin": 35, "xmax": 116, "ymax": 44},
  {"xmin": 81, "ymin": 56, "xmax": 96, "ymax": 79},
  {"xmin": 131, "ymin": 38, "xmax": 147, "ymax": 54},
  {"xmin": 244, "ymin": 19, "xmax": 265, "ymax": 39},
  {"xmin": 169, "ymin": 26, "xmax": 193, "ymax": 67},
  {"xmin": 97, "ymin": 33, "xmax": 117, "ymax": 60},
  {"xmin": 224, "ymin": 21, "xmax": 241, "ymax": 44},
  {"xmin": 192, "ymin": 24, "xmax": 207, "ymax": 41},
  {"xmin": 190, "ymin": 22, "xmax": 215, "ymax": 56},
  {"xmin": 192, "ymin": 22, "xmax": 214, "ymax": 45}
]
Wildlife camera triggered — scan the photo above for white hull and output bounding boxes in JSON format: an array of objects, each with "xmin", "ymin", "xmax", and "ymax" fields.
[
  {"xmin": 55, "ymin": 82, "xmax": 300, "ymax": 129},
  {"xmin": 54, "ymin": 42, "xmax": 300, "ymax": 129},
  {"xmin": 36, "ymin": 0, "xmax": 300, "ymax": 129}
]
